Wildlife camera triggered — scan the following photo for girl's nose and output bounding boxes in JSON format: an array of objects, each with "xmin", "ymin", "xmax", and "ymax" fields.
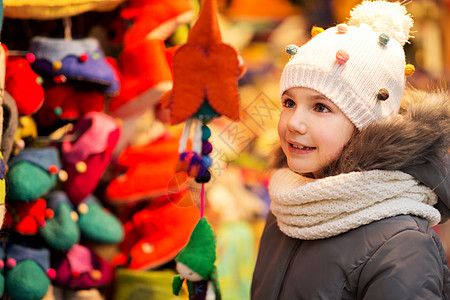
[{"xmin": 287, "ymin": 109, "xmax": 307, "ymax": 135}]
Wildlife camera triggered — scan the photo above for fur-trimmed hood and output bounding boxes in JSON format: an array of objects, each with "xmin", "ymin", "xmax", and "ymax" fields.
[{"xmin": 273, "ymin": 87, "xmax": 450, "ymax": 222}]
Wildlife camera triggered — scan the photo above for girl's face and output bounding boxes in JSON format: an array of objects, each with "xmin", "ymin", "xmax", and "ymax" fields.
[{"xmin": 278, "ymin": 87, "xmax": 355, "ymax": 178}]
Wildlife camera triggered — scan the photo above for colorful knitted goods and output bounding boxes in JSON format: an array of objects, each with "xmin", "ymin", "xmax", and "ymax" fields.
[
  {"xmin": 105, "ymin": 133, "xmax": 181, "ymax": 203},
  {"xmin": 279, "ymin": 0, "xmax": 414, "ymax": 129},
  {"xmin": 112, "ymin": 192, "xmax": 200, "ymax": 270},
  {"xmin": 7, "ymin": 147, "xmax": 61, "ymax": 202},
  {"xmin": 61, "ymin": 111, "xmax": 121, "ymax": 205},
  {"xmin": 5, "ymin": 55, "xmax": 44, "ymax": 115},
  {"xmin": 36, "ymin": 84, "xmax": 105, "ymax": 128},
  {"xmin": 52, "ymin": 244, "xmax": 113, "ymax": 289},
  {"xmin": 4, "ymin": 198, "xmax": 47, "ymax": 235},
  {"xmin": 76, "ymin": 194, "xmax": 124, "ymax": 244},
  {"xmin": 5, "ymin": 243, "xmax": 53, "ymax": 300},
  {"xmin": 39, "ymin": 191, "xmax": 80, "ymax": 251},
  {"xmin": 28, "ymin": 37, "xmax": 120, "ymax": 96},
  {"xmin": 108, "ymin": 39, "xmax": 173, "ymax": 118}
]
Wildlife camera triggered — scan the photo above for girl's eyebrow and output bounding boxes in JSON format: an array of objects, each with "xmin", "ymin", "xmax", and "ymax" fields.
[
  {"xmin": 282, "ymin": 91, "xmax": 292, "ymax": 97},
  {"xmin": 311, "ymin": 94, "xmax": 329, "ymax": 100}
]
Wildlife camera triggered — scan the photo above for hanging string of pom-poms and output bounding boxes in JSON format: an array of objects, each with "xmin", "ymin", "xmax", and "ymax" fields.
[{"xmin": 176, "ymin": 118, "xmax": 213, "ymax": 217}]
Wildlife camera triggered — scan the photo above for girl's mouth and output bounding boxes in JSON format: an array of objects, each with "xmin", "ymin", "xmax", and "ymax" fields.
[{"xmin": 290, "ymin": 143, "xmax": 316, "ymax": 150}]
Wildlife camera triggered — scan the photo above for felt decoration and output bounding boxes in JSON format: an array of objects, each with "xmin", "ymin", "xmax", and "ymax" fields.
[
  {"xmin": 111, "ymin": 190, "xmax": 200, "ymax": 270},
  {"xmin": 52, "ymin": 244, "xmax": 113, "ymax": 289},
  {"xmin": 28, "ymin": 37, "xmax": 120, "ymax": 96},
  {"xmin": 121, "ymin": 0, "xmax": 194, "ymax": 48},
  {"xmin": 5, "ymin": 243, "xmax": 52, "ymax": 300},
  {"xmin": 4, "ymin": 198, "xmax": 47, "ymax": 235},
  {"xmin": 60, "ymin": 111, "xmax": 121, "ymax": 205},
  {"xmin": 35, "ymin": 84, "xmax": 105, "ymax": 128},
  {"xmin": 5, "ymin": 54, "xmax": 44, "ymax": 115},
  {"xmin": 39, "ymin": 191, "xmax": 80, "ymax": 251},
  {"xmin": 3, "ymin": 0, "xmax": 126, "ymax": 20},
  {"xmin": 162, "ymin": 0, "xmax": 244, "ymax": 185},
  {"xmin": 2, "ymin": 92, "xmax": 18, "ymax": 162},
  {"xmin": 108, "ymin": 39, "xmax": 174, "ymax": 118},
  {"xmin": 7, "ymin": 147, "xmax": 61, "ymax": 202},
  {"xmin": 105, "ymin": 133, "xmax": 181, "ymax": 203},
  {"xmin": 76, "ymin": 194, "xmax": 124, "ymax": 244},
  {"xmin": 173, "ymin": 218, "xmax": 221, "ymax": 300},
  {"xmin": 162, "ymin": 0, "xmax": 243, "ymax": 125}
]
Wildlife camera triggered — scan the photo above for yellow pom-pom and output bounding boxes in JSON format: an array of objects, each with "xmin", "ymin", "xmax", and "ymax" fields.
[
  {"xmin": 78, "ymin": 203, "xmax": 89, "ymax": 214},
  {"xmin": 58, "ymin": 170, "xmax": 68, "ymax": 182},
  {"xmin": 52, "ymin": 61, "xmax": 62, "ymax": 71},
  {"xmin": 75, "ymin": 161, "xmax": 87, "ymax": 173},
  {"xmin": 311, "ymin": 26, "xmax": 324, "ymax": 37},
  {"xmin": 405, "ymin": 64, "xmax": 415, "ymax": 77},
  {"xmin": 91, "ymin": 270, "xmax": 102, "ymax": 281},
  {"xmin": 70, "ymin": 211, "xmax": 79, "ymax": 222}
]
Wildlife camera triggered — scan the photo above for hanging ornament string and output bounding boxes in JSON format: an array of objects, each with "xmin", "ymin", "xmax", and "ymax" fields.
[
  {"xmin": 175, "ymin": 119, "xmax": 212, "ymax": 218},
  {"xmin": 200, "ymin": 183, "xmax": 205, "ymax": 218}
]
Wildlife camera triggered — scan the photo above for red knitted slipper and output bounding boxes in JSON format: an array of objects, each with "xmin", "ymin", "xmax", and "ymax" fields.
[
  {"xmin": 111, "ymin": 191, "xmax": 199, "ymax": 270},
  {"xmin": 60, "ymin": 112, "xmax": 121, "ymax": 205},
  {"xmin": 108, "ymin": 39, "xmax": 175, "ymax": 119},
  {"xmin": 4, "ymin": 198, "xmax": 50, "ymax": 235},
  {"xmin": 105, "ymin": 133, "xmax": 186, "ymax": 203},
  {"xmin": 35, "ymin": 84, "xmax": 105, "ymax": 128},
  {"xmin": 5, "ymin": 51, "xmax": 44, "ymax": 115}
]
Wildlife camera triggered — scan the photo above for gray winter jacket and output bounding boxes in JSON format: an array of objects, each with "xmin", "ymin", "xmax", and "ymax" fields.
[{"xmin": 252, "ymin": 89, "xmax": 450, "ymax": 299}]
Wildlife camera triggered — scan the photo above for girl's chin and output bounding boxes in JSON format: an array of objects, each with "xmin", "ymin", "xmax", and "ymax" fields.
[{"xmin": 287, "ymin": 163, "xmax": 313, "ymax": 174}]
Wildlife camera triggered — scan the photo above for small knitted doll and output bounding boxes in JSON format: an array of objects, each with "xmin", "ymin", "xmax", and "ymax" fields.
[{"xmin": 172, "ymin": 218, "xmax": 221, "ymax": 300}]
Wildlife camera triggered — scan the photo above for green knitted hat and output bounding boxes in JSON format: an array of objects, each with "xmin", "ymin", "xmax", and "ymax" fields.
[{"xmin": 175, "ymin": 218, "xmax": 216, "ymax": 280}]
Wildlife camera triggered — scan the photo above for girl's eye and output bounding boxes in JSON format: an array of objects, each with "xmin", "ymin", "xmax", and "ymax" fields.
[
  {"xmin": 314, "ymin": 103, "xmax": 331, "ymax": 113},
  {"xmin": 283, "ymin": 98, "xmax": 296, "ymax": 108}
]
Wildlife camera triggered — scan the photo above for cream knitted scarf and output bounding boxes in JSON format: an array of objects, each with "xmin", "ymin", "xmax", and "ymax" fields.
[{"xmin": 270, "ymin": 168, "xmax": 441, "ymax": 240}]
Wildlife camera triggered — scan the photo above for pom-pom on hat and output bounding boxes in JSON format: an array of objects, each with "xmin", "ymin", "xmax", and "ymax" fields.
[
  {"xmin": 175, "ymin": 218, "xmax": 216, "ymax": 280},
  {"xmin": 280, "ymin": 0, "xmax": 414, "ymax": 129}
]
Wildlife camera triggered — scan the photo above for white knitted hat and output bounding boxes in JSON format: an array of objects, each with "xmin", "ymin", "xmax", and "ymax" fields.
[{"xmin": 280, "ymin": 0, "xmax": 414, "ymax": 129}]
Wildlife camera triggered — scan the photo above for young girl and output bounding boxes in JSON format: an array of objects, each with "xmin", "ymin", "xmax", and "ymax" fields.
[{"xmin": 251, "ymin": 1, "xmax": 450, "ymax": 299}]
